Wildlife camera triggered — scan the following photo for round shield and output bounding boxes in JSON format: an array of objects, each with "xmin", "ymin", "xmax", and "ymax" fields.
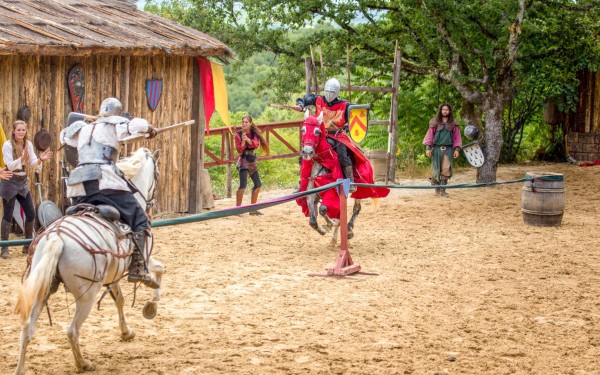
[
  {"xmin": 37, "ymin": 200, "xmax": 63, "ymax": 229},
  {"xmin": 64, "ymin": 144, "xmax": 79, "ymax": 168},
  {"xmin": 34, "ymin": 130, "xmax": 52, "ymax": 151},
  {"xmin": 464, "ymin": 125, "xmax": 480, "ymax": 140},
  {"xmin": 17, "ymin": 106, "xmax": 32, "ymax": 123}
]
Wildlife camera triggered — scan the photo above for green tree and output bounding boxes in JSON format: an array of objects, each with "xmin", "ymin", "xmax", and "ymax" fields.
[{"xmin": 146, "ymin": 0, "xmax": 600, "ymax": 182}]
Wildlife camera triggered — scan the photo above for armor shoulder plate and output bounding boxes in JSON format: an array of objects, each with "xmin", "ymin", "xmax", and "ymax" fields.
[{"xmin": 64, "ymin": 120, "xmax": 86, "ymax": 139}]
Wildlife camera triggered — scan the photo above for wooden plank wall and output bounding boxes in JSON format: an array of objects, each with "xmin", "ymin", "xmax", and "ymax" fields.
[
  {"xmin": 567, "ymin": 70, "xmax": 600, "ymax": 134},
  {"xmin": 0, "ymin": 55, "xmax": 202, "ymax": 215}
]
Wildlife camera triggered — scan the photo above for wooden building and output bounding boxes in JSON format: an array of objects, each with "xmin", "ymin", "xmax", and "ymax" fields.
[
  {"xmin": 0, "ymin": 0, "xmax": 233, "ymax": 214},
  {"xmin": 562, "ymin": 70, "xmax": 600, "ymax": 162}
]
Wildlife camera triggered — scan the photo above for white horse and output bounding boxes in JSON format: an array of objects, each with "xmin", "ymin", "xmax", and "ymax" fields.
[{"xmin": 13, "ymin": 148, "xmax": 164, "ymax": 375}]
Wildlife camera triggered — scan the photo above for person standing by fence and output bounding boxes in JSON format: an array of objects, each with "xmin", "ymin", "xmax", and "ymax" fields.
[
  {"xmin": 423, "ymin": 103, "xmax": 462, "ymax": 197},
  {"xmin": 235, "ymin": 114, "xmax": 269, "ymax": 215}
]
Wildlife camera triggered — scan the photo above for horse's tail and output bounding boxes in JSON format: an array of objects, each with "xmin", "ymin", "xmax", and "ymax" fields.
[{"xmin": 14, "ymin": 236, "xmax": 64, "ymax": 324}]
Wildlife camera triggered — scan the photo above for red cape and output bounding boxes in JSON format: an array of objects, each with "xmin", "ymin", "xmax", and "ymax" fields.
[{"xmin": 330, "ymin": 133, "xmax": 390, "ymax": 200}]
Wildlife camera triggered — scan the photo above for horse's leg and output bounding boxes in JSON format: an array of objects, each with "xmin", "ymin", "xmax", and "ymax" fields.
[
  {"xmin": 307, "ymin": 193, "xmax": 326, "ymax": 235},
  {"xmin": 318, "ymin": 204, "xmax": 335, "ymax": 234},
  {"xmin": 330, "ymin": 219, "xmax": 340, "ymax": 246},
  {"xmin": 147, "ymin": 256, "xmax": 164, "ymax": 302},
  {"xmin": 108, "ymin": 282, "xmax": 135, "ymax": 341},
  {"xmin": 66, "ymin": 282, "xmax": 102, "ymax": 372},
  {"xmin": 140, "ymin": 256, "xmax": 164, "ymax": 320},
  {"xmin": 14, "ymin": 296, "xmax": 49, "ymax": 375},
  {"xmin": 347, "ymin": 199, "xmax": 362, "ymax": 240}
]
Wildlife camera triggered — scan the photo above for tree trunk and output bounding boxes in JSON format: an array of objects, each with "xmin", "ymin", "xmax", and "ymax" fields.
[
  {"xmin": 477, "ymin": 96, "xmax": 506, "ymax": 183},
  {"xmin": 460, "ymin": 101, "xmax": 483, "ymax": 129}
]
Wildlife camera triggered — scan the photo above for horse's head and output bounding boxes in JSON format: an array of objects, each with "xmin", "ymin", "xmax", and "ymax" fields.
[
  {"xmin": 300, "ymin": 110, "xmax": 325, "ymax": 160},
  {"xmin": 117, "ymin": 147, "xmax": 160, "ymax": 212}
]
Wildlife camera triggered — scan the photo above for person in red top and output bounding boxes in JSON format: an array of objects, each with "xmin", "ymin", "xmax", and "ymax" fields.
[
  {"xmin": 296, "ymin": 78, "xmax": 357, "ymax": 192},
  {"xmin": 235, "ymin": 114, "xmax": 269, "ymax": 215}
]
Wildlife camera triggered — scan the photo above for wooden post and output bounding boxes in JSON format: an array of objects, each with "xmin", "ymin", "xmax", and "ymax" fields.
[
  {"xmin": 346, "ymin": 45, "xmax": 352, "ymax": 102},
  {"xmin": 318, "ymin": 46, "xmax": 325, "ymax": 89},
  {"xmin": 225, "ymin": 132, "xmax": 232, "ymax": 198},
  {"xmin": 327, "ymin": 180, "xmax": 361, "ymax": 276},
  {"xmin": 305, "ymin": 57, "xmax": 313, "ymax": 94},
  {"xmin": 388, "ymin": 44, "xmax": 401, "ymax": 183},
  {"xmin": 309, "ymin": 46, "xmax": 319, "ymax": 93},
  {"xmin": 189, "ymin": 57, "xmax": 205, "ymax": 213}
]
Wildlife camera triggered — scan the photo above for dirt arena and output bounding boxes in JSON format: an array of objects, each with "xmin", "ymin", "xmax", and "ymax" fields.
[{"xmin": 1, "ymin": 162, "xmax": 599, "ymax": 374}]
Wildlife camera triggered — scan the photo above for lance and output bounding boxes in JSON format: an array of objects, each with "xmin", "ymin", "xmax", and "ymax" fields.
[
  {"xmin": 120, "ymin": 120, "xmax": 195, "ymax": 143},
  {"xmin": 269, "ymin": 104, "xmax": 303, "ymax": 112}
]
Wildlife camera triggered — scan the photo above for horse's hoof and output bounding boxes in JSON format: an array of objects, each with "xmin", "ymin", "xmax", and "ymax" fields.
[
  {"xmin": 80, "ymin": 359, "xmax": 95, "ymax": 372},
  {"xmin": 347, "ymin": 231, "xmax": 354, "ymax": 240},
  {"xmin": 143, "ymin": 301, "xmax": 158, "ymax": 320},
  {"xmin": 121, "ymin": 329, "xmax": 136, "ymax": 341}
]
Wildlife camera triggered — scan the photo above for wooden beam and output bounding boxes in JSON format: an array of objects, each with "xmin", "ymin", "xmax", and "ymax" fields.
[
  {"xmin": 189, "ymin": 57, "xmax": 203, "ymax": 213},
  {"xmin": 305, "ymin": 57, "xmax": 312, "ymax": 95},
  {"xmin": 388, "ymin": 44, "xmax": 402, "ymax": 182},
  {"xmin": 369, "ymin": 120, "xmax": 390, "ymax": 126},
  {"xmin": 314, "ymin": 85, "xmax": 394, "ymax": 94}
]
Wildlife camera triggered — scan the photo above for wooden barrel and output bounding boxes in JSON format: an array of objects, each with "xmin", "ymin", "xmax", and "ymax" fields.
[
  {"xmin": 521, "ymin": 172, "xmax": 565, "ymax": 227},
  {"xmin": 365, "ymin": 149, "xmax": 388, "ymax": 180}
]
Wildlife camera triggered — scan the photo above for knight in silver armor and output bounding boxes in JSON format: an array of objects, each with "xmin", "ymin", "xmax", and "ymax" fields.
[{"xmin": 61, "ymin": 97, "xmax": 159, "ymax": 288}]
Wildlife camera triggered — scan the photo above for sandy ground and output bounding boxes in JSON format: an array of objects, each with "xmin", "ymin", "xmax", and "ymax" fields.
[{"xmin": 1, "ymin": 162, "xmax": 599, "ymax": 375}]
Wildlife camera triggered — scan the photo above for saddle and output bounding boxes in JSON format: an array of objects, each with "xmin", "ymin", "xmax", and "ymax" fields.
[{"xmin": 66, "ymin": 203, "xmax": 132, "ymax": 238}]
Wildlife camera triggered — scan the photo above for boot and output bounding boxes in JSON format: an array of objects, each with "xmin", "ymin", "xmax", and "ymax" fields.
[
  {"xmin": 440, "ymin": 177, "xmax": 449, "ymax": 197},
  {"xmin": 236, "ymin": 189, "xmax": 244, "ymax": 207},
  {"xmin": 128, "ymin": 231, "xmax": 160, "ymax": 289},
  {"xmin": 343, "ymin": 165, "xmax": 357, "ymax": 193},
  {"xmin": 249, "ymin": 188, "xmax": 263, "ymax": 216},
  {"xmin": 1, "ymin": 219, "xmax": 10, "ymax": 259},
  {"xmin": 429, "ymin": 178, "xmax": 440, "ymax": 196},
  {"xmin": 23, "ymin": 220, "xmax": 34, "ymax": 254}
]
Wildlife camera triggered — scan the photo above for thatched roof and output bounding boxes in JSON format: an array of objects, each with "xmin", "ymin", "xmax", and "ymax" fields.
[{"xmin": 0, "ymin": 0, "xmax": 234, "ymax": 58}]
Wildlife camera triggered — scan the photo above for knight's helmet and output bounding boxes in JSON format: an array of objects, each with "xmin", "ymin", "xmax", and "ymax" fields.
[
  {"xmin": 99, "ymin": 97, "xmax": 123, "ymax": 116},
  {"xmin": 324, "ymin": 78, "xmax": 341, "ymax": 103}
]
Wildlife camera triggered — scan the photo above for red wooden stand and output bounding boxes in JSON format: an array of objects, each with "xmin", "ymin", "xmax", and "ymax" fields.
[
  {"xmin": 327, "ymin": 186, "xmax": 361, "ymax": 275},
  {"xmin": 310, "ymin": 179, "xmax": 376, "ymax": 278}
]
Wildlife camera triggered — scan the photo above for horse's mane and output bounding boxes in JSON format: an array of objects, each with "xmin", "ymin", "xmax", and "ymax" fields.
[{"xmin": 116, "ymin": 148, "xmax": 150, "ymax": 179}]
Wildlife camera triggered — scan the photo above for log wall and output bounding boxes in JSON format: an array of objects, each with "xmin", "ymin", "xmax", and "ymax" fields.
[
  {"xmin": 0, "ymin": 55, "xmax": 206, "ymax": 215},
  {"xmin": 563, "ymin": 70, "xmax": 600, "ymax": 162}
]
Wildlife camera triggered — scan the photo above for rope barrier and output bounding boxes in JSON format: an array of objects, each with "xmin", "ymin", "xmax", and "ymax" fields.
[
  {"xmin": 0, "ymin": 180, "xmax": 344, "ymax": 247},
  {"xmin": 151, "ymin": 180, "xmax": 343, "ymax": 228},
  {"xmin": 0, "ymin": 173, "xmax": 561, "ymax": 248}
]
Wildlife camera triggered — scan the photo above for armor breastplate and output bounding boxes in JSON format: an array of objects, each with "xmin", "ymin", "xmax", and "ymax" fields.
[{"xmin": 78, "ymin": 138, "xmax": 119, "ymax": 165}]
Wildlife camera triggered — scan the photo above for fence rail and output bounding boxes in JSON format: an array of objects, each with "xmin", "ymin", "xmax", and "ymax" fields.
[{"xmin": 204, "ymin": 120, "xmax": 303, "ymax": 167}]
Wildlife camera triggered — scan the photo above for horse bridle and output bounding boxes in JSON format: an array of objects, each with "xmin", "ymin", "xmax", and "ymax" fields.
[{"xmin": 301, "ymin": 122, "xmax": 333, "ymax": 160}]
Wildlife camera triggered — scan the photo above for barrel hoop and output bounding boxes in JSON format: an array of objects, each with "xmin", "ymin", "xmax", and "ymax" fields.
[
  {"xmin": 522, "ymin": 187, "xmax": 566, "ymax": 193},
  {"xmin": 521, "ymin": 208, "xmax": 563, "ymax": 215}
]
